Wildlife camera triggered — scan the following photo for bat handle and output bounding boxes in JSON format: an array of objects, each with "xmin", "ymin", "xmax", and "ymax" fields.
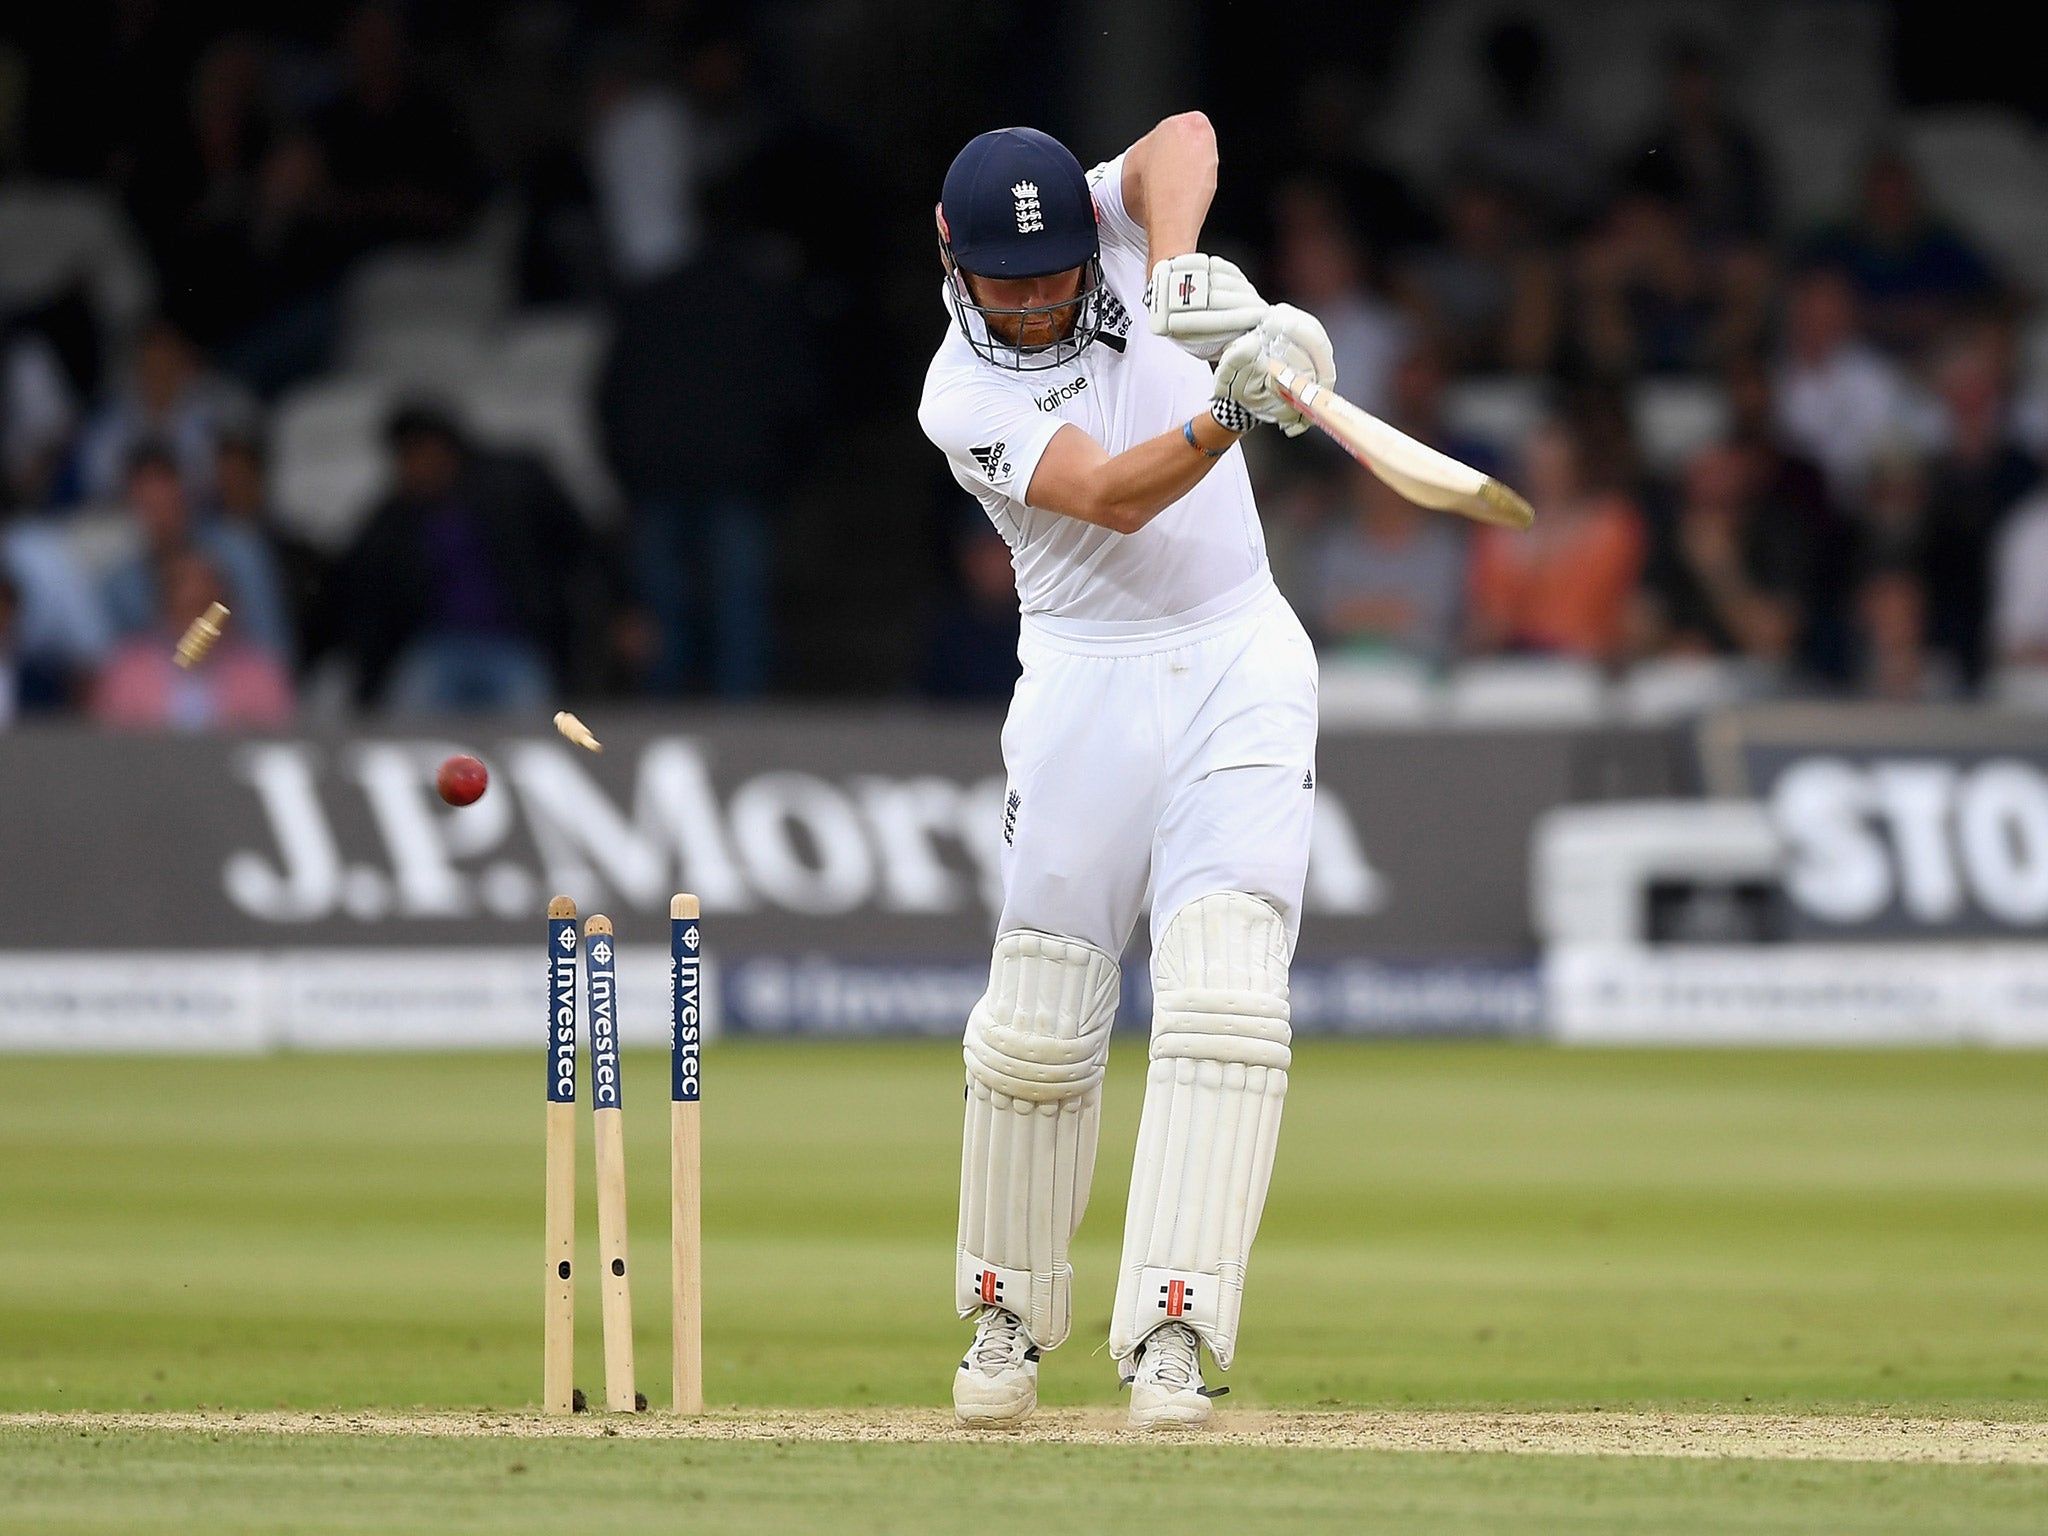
[{"xmin": 1261, "ymin": 355, "xmax": 1316, "ymax": 411}]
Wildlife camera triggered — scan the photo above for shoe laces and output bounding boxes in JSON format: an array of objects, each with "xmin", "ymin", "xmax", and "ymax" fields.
[
  {"xmin": 1136, "ymin": 1323, "xmax": 1201, "ymax": 1391},
  {"xmin": 969, "ymin": 1308, "xmax": 1030, "ymax": 1372}
]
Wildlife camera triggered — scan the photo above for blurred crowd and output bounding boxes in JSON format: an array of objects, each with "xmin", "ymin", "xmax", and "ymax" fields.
[
  {"xmin": 3, "ymin": 4, "xmax": 2045, "ymax": 730},
  {"xmin": 1258, "ymin": 21, "xmax": 2048, "ymax": 712},
  {"xmin": 2, "ymin": 2, "xmax": 843, "ymax": 727}
]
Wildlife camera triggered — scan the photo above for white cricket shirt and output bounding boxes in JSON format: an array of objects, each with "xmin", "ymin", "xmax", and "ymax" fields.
[{"xmin": 917, "ymin": 154, "xmax": 1270, "ymax": 627}]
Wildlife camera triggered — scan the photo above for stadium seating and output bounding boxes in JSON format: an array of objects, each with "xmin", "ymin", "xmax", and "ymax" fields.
[
  {"xmin": 1617, "ymin": 655, "xmax": 1780, "ymax": 722},
  {"xmin": 0, "ymin": 186, "xmax": 155, "ymax": 362},
  {"xmin": 493, "ymin": 312, "xmax": 609, "ymax": 395},
  {"xmin": 1988, "ymin": 666, "xmax": 2048, "ymax": 714},
  {"xmin": 461, "ymin": 376, "xmax": 617, "ymax": 519},
  {"xmin": 269, "ymin": 376, "xmax": 396, "ymax": 552},
  {"xmin": 1445, "ymin": 656, "xmax": 1608, "ymax": 724},
  {"xmin": 344, "ymin": 323, "xmax": 490, "ymax": 394},
  {"xmin": 1318, "ymin": 656, "xmax": 1810, "ymax": 730},
  {"xmin": 1317, "ymin": 655, "xmax": 1439, "ymax": 726},
  {"xmin": 1442, "ymin": 376, "xmax": 1549, "ymax": 463},
  {"xmin": 342, "ymin": 238, "xmax": 509, "ymax": 347},
  {"xmin": 1906, "ymin": 110, "xmax": 2048, "ymax": 296},
  {"xmin": 1629, "ymin": 378, "xmax": 1732, "ymax": 474}
]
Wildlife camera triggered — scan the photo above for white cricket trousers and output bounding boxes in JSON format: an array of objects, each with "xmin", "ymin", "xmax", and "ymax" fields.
[{"xmin": 996, "ymin": 573, "xmax": 1320, "ymax": 956}]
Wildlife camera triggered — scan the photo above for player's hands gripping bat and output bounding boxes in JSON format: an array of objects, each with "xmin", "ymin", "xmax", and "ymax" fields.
[
  {"xmin": 1213, "ymin": 304, "xmax": 1337, "ymax": 437},
  {"xmin": 1146, "ymin": 253, "xmax": 1268, "ymax": 360}
]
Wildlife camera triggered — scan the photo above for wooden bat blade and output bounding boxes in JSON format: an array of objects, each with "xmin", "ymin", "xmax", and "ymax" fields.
[{"xmin": 1263, "ymin": 359, "xmax": 1535, "ymax": 531}]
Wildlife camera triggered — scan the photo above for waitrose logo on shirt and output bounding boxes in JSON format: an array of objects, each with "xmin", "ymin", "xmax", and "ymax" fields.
[{"xmin": 1034, "ymin": 376, "xmax": 1088, "ymax": 412}]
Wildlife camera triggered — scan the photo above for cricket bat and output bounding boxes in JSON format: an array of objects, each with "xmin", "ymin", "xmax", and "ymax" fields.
[{"xmin": 1264, "ymin": 358, "xmax": 1535, "ymax": 530}]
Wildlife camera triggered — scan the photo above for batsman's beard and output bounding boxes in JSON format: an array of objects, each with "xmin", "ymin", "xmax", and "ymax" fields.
[{"xmin": 967, "ymin": 269, "xmax": 1086, "ymax": 350}]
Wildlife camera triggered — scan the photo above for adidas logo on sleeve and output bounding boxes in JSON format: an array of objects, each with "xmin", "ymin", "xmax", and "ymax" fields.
[{"xmin": 970, "ymin": 441, "xmax": 1012, "ymax": 484}]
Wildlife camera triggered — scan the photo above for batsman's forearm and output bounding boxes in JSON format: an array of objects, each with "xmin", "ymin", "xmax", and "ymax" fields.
[{"xmin": 1075, "ymin": 419, "xmax": 1239, "ymax": 534}]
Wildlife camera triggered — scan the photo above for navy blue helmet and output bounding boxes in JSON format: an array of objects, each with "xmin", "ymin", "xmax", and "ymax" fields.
[{"xmin": 937, "ymin": 127, "xmax": 1106, "ymax": 371}]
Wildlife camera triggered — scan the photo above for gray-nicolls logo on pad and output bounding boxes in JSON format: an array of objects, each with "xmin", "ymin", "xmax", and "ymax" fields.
[{"xmin": 1012, "ymin": 180, "xmax": 1042, "ymax": 233}]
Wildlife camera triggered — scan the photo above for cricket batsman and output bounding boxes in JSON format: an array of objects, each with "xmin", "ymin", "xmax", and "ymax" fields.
[{"xmin": 918, "ymin": 113, "xmax": 1334, "ymax": 1429}]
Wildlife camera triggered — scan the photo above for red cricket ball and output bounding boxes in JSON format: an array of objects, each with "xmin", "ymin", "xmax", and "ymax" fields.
[{"xmin": 436, "ymin": 753, "xmax": 489, "ymax": 806}]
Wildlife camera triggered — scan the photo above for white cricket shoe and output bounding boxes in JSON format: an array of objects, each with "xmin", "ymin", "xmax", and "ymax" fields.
[
  {"xmin": 1124, "ymin": 1322, "xmax": 1221, "ymax": 1429},
  {"xmin": 953, "ymin": 1307, "xmax": 1038, "ymax": 1427}
]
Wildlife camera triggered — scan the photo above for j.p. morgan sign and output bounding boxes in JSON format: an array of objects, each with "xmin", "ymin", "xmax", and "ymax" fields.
[
  {"xmin": 0, "ymin": 712, "xmax": 1669, "ymax": 957},
  {"xmin": 223, "ymin": 734, "xmax": 1383, "ymax": 937},
  {"xmin": 0, "ymin": 713, "xmax": 1383, "ymax": 954}
]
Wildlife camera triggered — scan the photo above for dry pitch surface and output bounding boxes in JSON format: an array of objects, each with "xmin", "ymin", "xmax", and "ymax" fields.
[{"xmin": 9, "ymin": 1408, "xmax": 2047, "ymax": 1463}]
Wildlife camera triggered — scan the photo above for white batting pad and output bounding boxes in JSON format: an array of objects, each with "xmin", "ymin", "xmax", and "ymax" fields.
[
  {"xmin": 1110, "ymin": 892, "xmax": 1291, "ymax": 1369},
  {"xmin": 958, "ymin": 928, "xmax": 1120, "ymax": 1350}
]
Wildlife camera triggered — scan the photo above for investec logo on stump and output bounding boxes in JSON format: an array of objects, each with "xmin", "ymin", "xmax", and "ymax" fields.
[
  {"xmin": 586, "ymin": 934, "xmax": 621, "ymax": 1109},
  {"xmin": 220, "ymin": 734, "xmax": 1381, "ymax": 927},
  {"xmin": 672, "ymin": 918, "xmax": 702, "ymax": 1102},
  {"xmin": 548, "ymin": 917, "xmax": 578, "ymax": 1102}
]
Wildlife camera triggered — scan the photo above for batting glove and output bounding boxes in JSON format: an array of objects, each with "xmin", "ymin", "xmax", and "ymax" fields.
[
  {"xmin": 1147, "ymin": 253, "xmax": 1268, "ymax": 361},
  {"xmin": 1213, "ymin": 303, "xmax": 1336, "ymax": 437}
]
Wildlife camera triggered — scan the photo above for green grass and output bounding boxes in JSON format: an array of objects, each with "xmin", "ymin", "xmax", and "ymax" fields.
[
  {"xmin": 4, "ymin": 1041, "xmax": 2046, "ymax": 1532},
  {"xmin": 5, "ymin": 1429, "xmax": 2047, "ymax": 1536}
]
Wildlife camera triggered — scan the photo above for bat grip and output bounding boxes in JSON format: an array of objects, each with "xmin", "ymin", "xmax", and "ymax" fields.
[{"xmin": 1261, "ymin": 355, "xmax": 1317, "ymax": 414}]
